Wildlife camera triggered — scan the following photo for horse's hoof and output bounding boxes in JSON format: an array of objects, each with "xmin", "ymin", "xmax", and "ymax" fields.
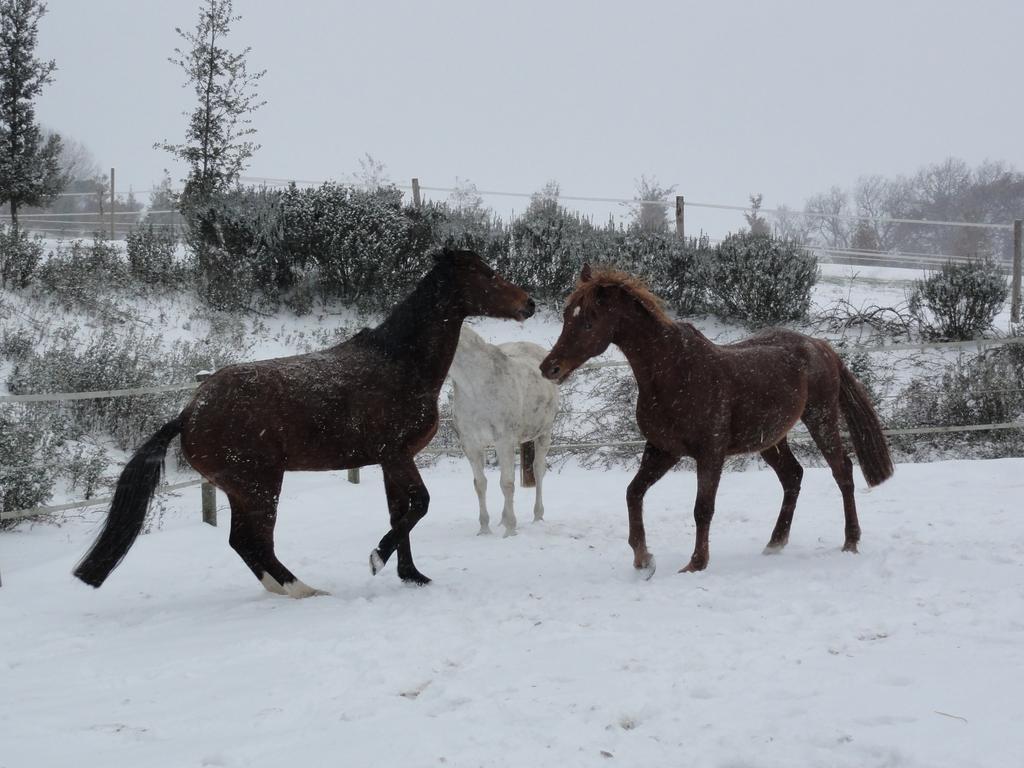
[
  {"xmin": 399, "ymin": 569, "xmax": 432, "ymax": 586},
  {"xmin": 842, "ymin": 542, "xmax": 859, "ymax": 554},
  {"xmin": 477, "ymin": 527, "xmax": 493, "ymax": 536},
  {"xmin": 283, "ymin": 579, "xmax": 331, "ymax": 599},
  {"xmin": 532, "ymin": 515, "xmax": 544, "ymax": 523},
  {"xmin": 635, "ymin": 554, "xmax": 656, "ymax": 581},
  {"xmin": 679, "ymin": 560, "xmax": 707, "ymax": 573},
  {"xmin": 369, "ymin": 549, "xmax": 385, "ymax": 575},
  {"xmin": 762, "ymin": 542, "xmax": 786, "ymax": 555},
  {"xmin": 502, "ymin": 527, "xmax": 518, "ymax": 538}
]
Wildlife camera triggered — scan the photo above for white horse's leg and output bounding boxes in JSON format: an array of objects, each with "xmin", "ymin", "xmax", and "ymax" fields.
[
  {"xmin": 467, "ymin": 448, "xmax": 491, "ymax": 535},
  {"xmin": 497, "ymin": 441, "xmax": 517, "ymax": 537},
  {"xmin": 532, "ymin": 433, "xmax": 551, "ymax": 522}
]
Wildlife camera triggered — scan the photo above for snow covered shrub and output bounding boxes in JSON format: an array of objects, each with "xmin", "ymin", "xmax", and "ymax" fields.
[
  {"xmin": 433, "ymin": 202, "xmax": 512, "ymax": 272},
  {"xmin": 502, "ymin": 195, "xmax": 612, "ymax": 302},
  {"xmin": 908, "ymin": 257, "xmax": 1008, "ymax": 340},
  {"xmin": 126, "ymin": 225, "xmax": 182, "ymax": 287},
  {"xmin": 616, "ymin": 230, "xmax": 711, "ymax": 316},
  {"xmin": 5, "ymin": 324, "xmax": 242, "ymax": 453},
  {"xmin": 0, "ymin": 408, "xmax": 56, "ymax": 527},
  {"xmin": 0, "ymin": 325, "xmax": 36, "ymax": 361},
  {"xmin": 36, "ymin": 237, "xmax": 129, "ymax": 310},
  {"xmin": 280, "ymin": 183, "xmax": 436, "ymax": 311},
  {"xmin": 0, "ymin": 226, "xmax": 44, "ymax": 288},
  {"xmin": 705, "ymin": 233, "xmax": 819, "ymax": 326},
  {"xmin": 185, "ymin": 186, "xmax": 286, "ymax": 310},
  {"xmin": 888, "ymin": 349, "xmax": 1024, "ymax": 458}
]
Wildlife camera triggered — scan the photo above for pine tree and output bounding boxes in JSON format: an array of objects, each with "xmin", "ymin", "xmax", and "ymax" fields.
[
  {"xmin": 156, "ymin": 0, "xmax": 265, "ymax": 214},
  {"xmin": 0, "ymin": 0, "xmax": 65, "ymax": 229},
  {"xmin": 744, "ymin": 193, "xmax": 770, "ymax": 236}
]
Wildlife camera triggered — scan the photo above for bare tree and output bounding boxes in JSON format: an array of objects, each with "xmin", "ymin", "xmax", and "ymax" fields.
[
  {"xmin": 804, "ymin": 186, "xmax": 850, "ymax": 249},
  {"xmin": 771, "ymin": 203, "xmax": 813, "ymax": 243}
]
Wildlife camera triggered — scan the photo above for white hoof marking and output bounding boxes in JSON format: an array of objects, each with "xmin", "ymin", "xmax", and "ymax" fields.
[
  {"xmin": 283, "ymin": 579, "xmax": 330, "ymax": 599},
  {"xmin": 369, "ymin": 549, "xmax": 385, "ymax": 575},
  {"xmin": 260, "ymin": 573, "xmax": 287, "ymax": 595}
]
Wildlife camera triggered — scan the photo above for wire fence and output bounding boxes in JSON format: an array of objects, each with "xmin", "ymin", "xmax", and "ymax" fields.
[
  {"xmin": 2, "ymin": 334, "xmax": 1022, "ymax": 523},
  {"xmin": 4, "ymin": 174, "xmax": 1018, "ymax": 273}
]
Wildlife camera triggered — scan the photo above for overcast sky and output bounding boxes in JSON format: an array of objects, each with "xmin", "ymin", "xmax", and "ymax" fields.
[{"xmin": 35, "ymin": 0, "xmax": 1024, "ymax": 235}]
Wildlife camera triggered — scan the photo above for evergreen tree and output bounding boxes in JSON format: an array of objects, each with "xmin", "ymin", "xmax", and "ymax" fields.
[
  {"xmin": 156, "ymin": 0, "xmax": 265, "ymax": 214},
  {"xmin": 744, "ymin": 193, "xmax": 770, "ymax": 236},
  {"xmin": 0, "ymin": 0, "xmax": 65, "ymax": 229},
  {"xmin": 631, "ymin": 175, "xmax": 676, "ymax": 233}
]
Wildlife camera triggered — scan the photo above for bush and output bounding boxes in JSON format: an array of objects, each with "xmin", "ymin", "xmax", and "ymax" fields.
[
  {"xmin": 705, "ymin": 233, "xmax": 819, "ymax": 326},
  {"xmin": 126, "ymin": 225, "xmax": 183, "ymax": 287},
  {"xmin": 185, "ymin": 186, "xmax": 286, "ymax": 310},
  {"xmin": 888, "ymin": 347, "xmax": 1024, "ymax": 458},
  {"xmin": 5, "ymin": 323, "xmax": 244, "ymax": 452},
  {"xmin": 0, "ymin": 226, "xmax": 45, "ymax": 288},
  {"xmin": 35, "ymin": 237, "xmax": 129, "ymax": 311},
  {"xmin": 908, "ymin": 257, "xmax": 1008, "ymax": 340},
  {"xmin": 0, "ymin": 408, "xmax": 56, "ymax": 527},
  {"xmin": 616, "ymin": 231, "xmax": 711, "ymax": 316}
]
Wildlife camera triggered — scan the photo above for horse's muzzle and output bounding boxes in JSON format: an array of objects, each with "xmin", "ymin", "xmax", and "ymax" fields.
[
  {"xmin": 539, "ymin": 357, "xmax": 566, "ymax": 383},
  {"xmin": 515, "ymin": 297, "xmax": 536, "ymax": 322}
]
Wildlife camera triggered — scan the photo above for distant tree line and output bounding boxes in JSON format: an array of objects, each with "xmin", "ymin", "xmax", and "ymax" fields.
[{"xmin": 784, "ymin": 158, "xmax": 1024, "ymax": 261}]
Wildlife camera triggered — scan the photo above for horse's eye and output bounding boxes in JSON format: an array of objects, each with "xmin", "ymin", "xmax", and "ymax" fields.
[{"xmin": 583, "ymin": 319, "xmax": 593, "ymax": 331}]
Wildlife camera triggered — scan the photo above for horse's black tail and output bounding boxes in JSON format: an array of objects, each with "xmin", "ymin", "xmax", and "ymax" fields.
[
  {"xmin": 74, "ymin": 417, "xmax": 183, "ymax": 588},
  {"xmin": 520, "ymin": 441, "xmax": 537, "ymax": 487},
  {"xmin": 837, "ymin": 365, "xmax": 894, "ymax": 487}
]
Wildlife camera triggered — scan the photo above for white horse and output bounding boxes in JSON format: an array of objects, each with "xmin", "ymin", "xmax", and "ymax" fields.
[{"xmin": 449, "ymin": 325, "xmax": 560, "ymax": 536}]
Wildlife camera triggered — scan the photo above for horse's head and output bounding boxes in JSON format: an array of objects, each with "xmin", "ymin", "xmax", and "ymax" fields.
[
  {"xmin": 434, "ymin": 248, "xmax": 535, "ymax": 321},
  {"xmin": 540, "ymin": 264, "xmax": 620, "ymax": 383}
]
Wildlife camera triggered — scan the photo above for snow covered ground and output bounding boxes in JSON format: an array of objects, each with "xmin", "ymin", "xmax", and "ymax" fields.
[{"xmin": 3, "ymin": 457, "xmax": 1023, "ymax": 767}]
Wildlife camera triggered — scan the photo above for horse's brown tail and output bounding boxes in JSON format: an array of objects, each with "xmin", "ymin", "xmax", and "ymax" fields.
[
  {"xmin": 837, "ymin": 365, "xmax": 894, "ymax": 487},
  {"xmin": 520, "ymin": 441, "xmax": 536, "ymax": 487},
  {"xmin": 73, "ymin": 417, "xmax": 182, "ymax": 588}
]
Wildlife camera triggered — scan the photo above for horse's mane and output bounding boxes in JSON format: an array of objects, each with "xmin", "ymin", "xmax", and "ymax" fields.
[{"xmin": 566, "ymin": 268, "xmax": 674, "ymax": 327}]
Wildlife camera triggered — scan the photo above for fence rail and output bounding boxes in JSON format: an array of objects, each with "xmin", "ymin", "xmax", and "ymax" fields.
[{"xmin": 3, "ymin": 331, "xmax": 1023, "ymax": 524}]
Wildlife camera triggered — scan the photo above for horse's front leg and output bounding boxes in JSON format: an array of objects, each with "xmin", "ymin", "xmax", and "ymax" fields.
[
  {"xmin": 370, "ymin": 457, "xmax": 432, "ymax": 585},
  {"xmin": 627, "ymin": 443, "xmax": 677, "ymax": 578},
  {"xmin": 465, "ymin": 446, "xmax": 491, "ymax": 535},
  {"xmin": 497, "ymin": 441, "xmax": 517, "ymax": 537},
  {"xmin": 680, "ymin": 452, "xmax": 725, "ymax": 573}
]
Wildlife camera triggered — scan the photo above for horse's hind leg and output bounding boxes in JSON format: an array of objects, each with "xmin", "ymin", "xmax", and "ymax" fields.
[
  {"xmin": 760, "ymin": 437, "xmax": 803, "ymax": 553},
  {"xmin": 803, "ymin": 407, "xmax": 861, "ymax": 552},
  {"xmin": 681, "ymin": 451, "xmax": 725, "ymax": 573},
  {"xmin": 626, "ymin": 442, "xmax": 677, "ymax": 576},
  {"xmin": 371, "ymin": 457, "xmax": 432, "ymax": 585},
  {"xmin": 531, "ymin": 432, "xmax": 552, "ymax": 522},
  {"xmin": 226, "ymin": 472, "xmax": 328, "ymax": 598},
  {"xmin": 466, "ymin": 447, "xmax": 491, "ymax": 535},
  {"xmin": 497, "ymin": 441, "xmax": 517, "ymax": 537}
]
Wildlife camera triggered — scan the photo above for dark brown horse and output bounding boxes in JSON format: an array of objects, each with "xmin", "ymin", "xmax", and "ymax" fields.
[
  {"xmin": 540, "ymin": 265, "xmax": 892, "ymax": 576},
  {"xmin": 74, "ymin": 249, "xmax": 535, "ymax": 596}
]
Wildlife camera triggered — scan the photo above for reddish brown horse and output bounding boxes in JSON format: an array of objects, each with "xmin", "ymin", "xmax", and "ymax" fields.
[
  {"xmin": 75, "ymin": 249, "xmax": 535, "ymax": 596},
  {"xmin": 540, "ymin": 265, "xmax": 892, "ymax": 576}
]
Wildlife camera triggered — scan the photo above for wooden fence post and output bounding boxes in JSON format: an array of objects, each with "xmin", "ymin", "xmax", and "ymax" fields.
[
  {"xmin": 412, "ymin": 178, "xmax": 422, "ymax": 209},
  {"xmin": 348, "ymin": 467, "xmax": 360, "ymax": 484},
  {"xmin": 195, "ymin": 371, "xmax": 218, "ymax": 526},
  {"xmin": 675, "ymin": 195, "xmax": 685, "ymax": 240},
  {"xmin": 1012, "ymin": 219, "xmax": 1022, "ymax": 325},
  {"xmin": 109, "ymin": 167, "xmax": 115, "ymax": 240}
]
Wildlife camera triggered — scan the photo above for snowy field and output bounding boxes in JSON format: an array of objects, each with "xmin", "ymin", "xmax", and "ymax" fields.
[{"xmin": 3, "ymin": 457, "xmax": 1023, "ymax": 768}]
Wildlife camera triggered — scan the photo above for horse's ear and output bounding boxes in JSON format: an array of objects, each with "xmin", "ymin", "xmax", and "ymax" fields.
[{"xmin": 580, "ymin": 263, "xmax": 592, "ymax": 282}]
